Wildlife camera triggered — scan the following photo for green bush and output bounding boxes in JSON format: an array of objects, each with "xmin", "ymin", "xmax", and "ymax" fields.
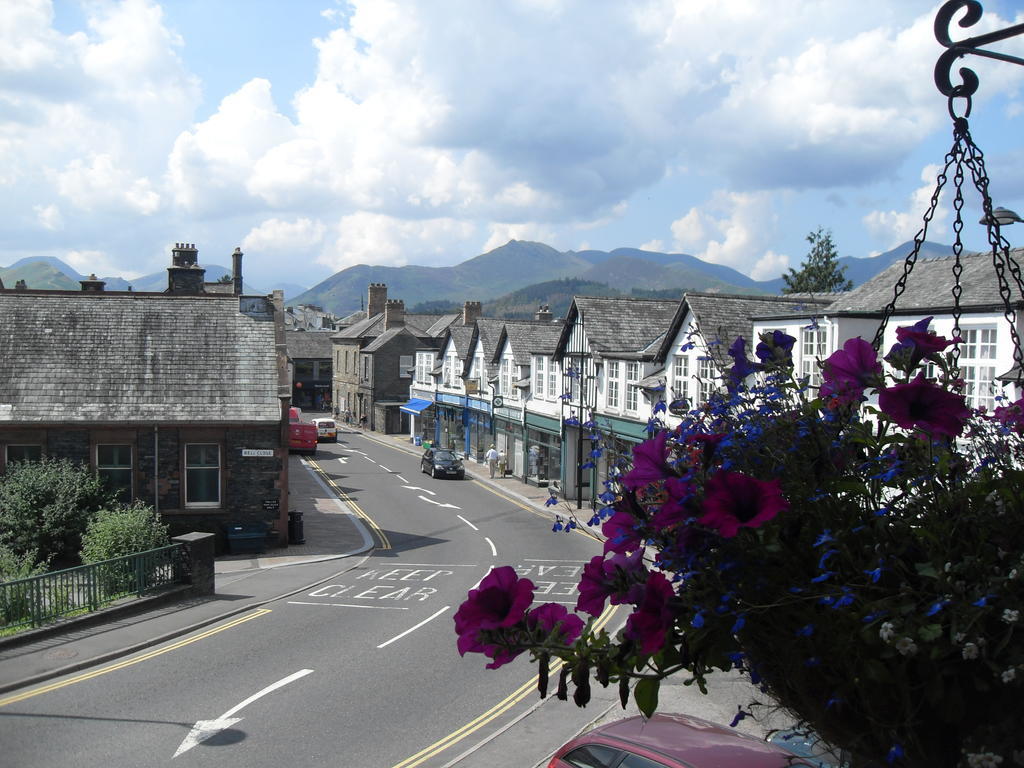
[
  {"xmin": 80, "ymin": 504, "xmax": 170, "ymax": 564},
  {"xmin": 0, "ymin": 458, "xmax": 117, "ymax": 564},
  {"xmin": 0, "ymin": 546, "xmax": 46, "ymax": 628}
]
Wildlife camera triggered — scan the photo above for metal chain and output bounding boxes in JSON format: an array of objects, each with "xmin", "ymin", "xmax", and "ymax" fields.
[
  {"xmin": 961, "ymin": 127, "xmax": 1024, "ymax": 380},
  {"xmin": 873, "ymin": 105, "xmax": 1024, "ymax": 384},
  {"xmin": 871, "ymin": 147, "xmax": 956, "ymax": 350}
]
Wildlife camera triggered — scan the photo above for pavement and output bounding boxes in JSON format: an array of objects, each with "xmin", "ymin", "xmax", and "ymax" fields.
[{"xmin": 0, "ymin": 422, "xmax": 798, "ymax": 766}]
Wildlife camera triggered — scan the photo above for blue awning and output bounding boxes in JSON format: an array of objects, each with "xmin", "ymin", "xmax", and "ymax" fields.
[{"xmin": 400, "ymin": 398, "xmax": 434, "ymax": 415}]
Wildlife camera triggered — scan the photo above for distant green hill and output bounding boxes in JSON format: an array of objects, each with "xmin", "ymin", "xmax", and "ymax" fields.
[{"xmin": 0, "ymin": 262, "xmax": 78, "ymax": 290}]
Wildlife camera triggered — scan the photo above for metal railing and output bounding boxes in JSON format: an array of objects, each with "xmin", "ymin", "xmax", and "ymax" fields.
[{"xmin": 1, "ymin": 544, "xmax": 188, "ymax": 633}]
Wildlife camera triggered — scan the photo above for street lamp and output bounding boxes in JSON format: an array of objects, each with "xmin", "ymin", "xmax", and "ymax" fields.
[{"xmin": 979, "ymin": 207, "xmax": 1023, "ymax": 226}]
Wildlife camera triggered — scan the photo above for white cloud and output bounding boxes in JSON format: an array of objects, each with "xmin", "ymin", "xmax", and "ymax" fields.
[
  {"xmin": 751, "ymin": 250, "xmax": 789, "ymax": 281},
  {"xmin": 862, "ymin": 163, "xmax": 947, "ymax": 248},
  {"xmin": 670, "ymin": 190, "xmax": 778, "ymax": 273},
  {"xmin": 639, "ymin": 239, "xmax": 665, "ymax": 252},
  {"xmin": 55, "ymin": 153, "xmax": 161, "ymax": 214},
  {"xmin": 242, "ymin": 217, "xmax": 326, "ymax": 253},
  {"xmin": 64, "ymin": 248, "xmax": 143, "ymax": 280},
  {"xmin": 34, "ymin": 203, "xmax": 61, "ymax": 230},
  {"xmin": 321, "ymin": 212, "xmax": 476, "ymax": 271}
]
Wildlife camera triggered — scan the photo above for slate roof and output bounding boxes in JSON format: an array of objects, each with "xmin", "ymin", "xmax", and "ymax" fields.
[
  {"xmin": 657, "ymin": 292, "xmax": 834, "ymax": 365},
  {"xmin": 363, "ymin": 325, "xmax": 417, "ymax": 352},
  {"xmin": 332, "ymin": 312, "xmax": 458, "ymax": 342},
  {"xmin": 493, "ymin": 321, "xmax": 564, "ymax": 365},
  {"xmin": 0, "ymin": 291, "xmax": 281, "ymax": 423},
  {"xmin": 825, "ymin": 248, "xmax": 1024, "ymax": 314},
  {"xmin": 557, "ymin": 296, "xmax": 679, "ymax": 359},
  {"xmin": 286, "ymin": 329, "xmax": 334, "ymax": 359}
]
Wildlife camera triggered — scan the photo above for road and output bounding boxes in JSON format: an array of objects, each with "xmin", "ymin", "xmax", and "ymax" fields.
[{"xmin": 0, "ymin": 431, "xmax": 612, "ymax": 768}]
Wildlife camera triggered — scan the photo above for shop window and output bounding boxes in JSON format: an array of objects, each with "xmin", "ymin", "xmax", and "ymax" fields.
[
  {"xmin": 97, "ymin": 444, "xmax": 132, "ymax": 503},
  {"xmin": 185, "ymin": 444, "xmax": 220, "ymax": 507}
]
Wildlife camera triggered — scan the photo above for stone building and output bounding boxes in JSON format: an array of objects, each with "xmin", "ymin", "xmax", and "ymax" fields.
[{"xmin": 0, "ymin": 243, "xmax": 291, "ymax": 550}]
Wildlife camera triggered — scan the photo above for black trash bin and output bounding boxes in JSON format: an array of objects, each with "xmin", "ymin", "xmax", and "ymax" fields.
[{"xmin": 288, "ymin": 510, "xmax": 306, "ymax": 545}]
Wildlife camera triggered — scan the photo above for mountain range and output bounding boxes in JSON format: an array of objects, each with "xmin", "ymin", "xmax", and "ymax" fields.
[
  {"xmin": 2, "ymin": 239, "xmax": 956, "ymax": 316},
  {"xmin": 289, "ymin": 239, "xmax": 956, "ymax": 315}
]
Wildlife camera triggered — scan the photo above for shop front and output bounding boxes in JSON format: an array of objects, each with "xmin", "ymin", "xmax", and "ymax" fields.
[
  {"xmin": 400, "ymin": 393, "xmax": 435, "ymax": 446},
  {"xmin": 493, "ymin": 403, "xmax": 525, "ymax": 478},
  {"xmin": 435, "ymin": 392, "xmax": 465, "ymax": 451},
  {"xmin": 466, "ymin": 396, "xmax": 492, "ymax": 462},
  {"xmin": 524, "ymin": 412, "xmax": 561, "ymax": 488}
]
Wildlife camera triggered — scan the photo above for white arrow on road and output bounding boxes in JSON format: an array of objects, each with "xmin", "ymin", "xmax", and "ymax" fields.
[
  {"xmin": 418, "ymin": 495, "xmax": 461, "ymax": 510},
  {"xmin": 402, "ymin": 485, "xmax": 435, "ymax": 495},
  {"xmin": 174, "ymin": 669, "xmax": 314, "ymax": 758}
]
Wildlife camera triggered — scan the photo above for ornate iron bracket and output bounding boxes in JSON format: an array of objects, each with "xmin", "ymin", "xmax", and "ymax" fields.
[{"xmin": 935, "ymin": 0, "xmax": 1024, "ymax": 110}]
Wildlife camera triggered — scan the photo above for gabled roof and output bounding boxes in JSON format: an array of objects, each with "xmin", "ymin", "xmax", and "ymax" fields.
[
  {"xmin": 825, "ymin": 248, "xmax": 1024, "ymax": 314},
  {"xmin": 438, "ymin": 324, "xmax": 476, "ymax": 360},
  {"xmin": 492, "ymin": 320, "xmax": 565, "ymax": 365},
  {"xmin": 333, "ymin": 312, "xmax": 459, "ymax": 342},
  {"xmin": 556, "ymin": 296, "xmax": 679, "ymax": 361},
  {"xmin": 656, "ymin": 292, "xmax": 834, "ymax": 365},
  {"xmin": 0, "ymin": 291, "xmax": 281, "ymax": 423},
  {"xmin": 467, "ymin": 318, "xmax": 508, "ymax": 366},
  {"xmin": 363, "ymin": 325, "xmax": 421, "ymax": 352},
  {"xmin": 286, "ymin": 329, "xmax": 334, "ymax": 359}
]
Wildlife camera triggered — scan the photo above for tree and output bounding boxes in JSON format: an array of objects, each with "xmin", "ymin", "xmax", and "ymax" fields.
[{"xmin": 782, "ymin": 227, "xmax": 853, "ymax": 294}]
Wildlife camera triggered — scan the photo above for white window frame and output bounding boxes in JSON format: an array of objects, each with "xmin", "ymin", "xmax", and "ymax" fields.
[
  {"xmin": 533, "ymin": 355, "xmax": 546, "ymax": 399},
  {"xmin": 547, "ymin": 358, "xmax": 559, "ymax": 399},
  {"xmin": 801, "ymin": 327, "xmax": 828, "ymax": 386},
  {"xmin": 961, "ymin": 326, "xmax": 998, "ymax": 410},
  {"xmin": 698, "ymin": 358, "xmax": 716, "ymax": 404},
  {"xmin": 626, "ymin": 361, "xmax": 640, "ymax": 412},
  {"xmin": 185, "ymin": 443, "xmax": 220, "ymax": 508},
  {"xmin": 672, "ymin": 355, "xmax": 689, "ymax": 402},
  {"xmin": 500, "ymin": 357, "xmax": 513, "ymax": 397},
  {"xmin": 399, "ymin": 355, "xmax": 413, "ymax": 379},
  {"xmin": 607, "ymin": 361, "xmax": 621, "ymax": 409}
]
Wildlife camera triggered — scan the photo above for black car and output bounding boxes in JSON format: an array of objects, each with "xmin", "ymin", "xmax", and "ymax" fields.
[{"xmin": 421, "ymin": 448, "xmax": 464, "ymax": 479}]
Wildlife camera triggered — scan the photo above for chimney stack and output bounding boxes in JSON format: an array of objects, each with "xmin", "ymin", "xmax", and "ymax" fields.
[
  {"xmin": 232, "ymin": 247, "xmax": 243, "ymax": 295},
  {"xmin": 80, "ymin": 274, "xmax": 106, "ymax": 292},
  {"xmin": 384, "ymin": 299, "xmax": 406, "ymax": 329},
  {"xmin": 463, "ymin": 300, "xmax": 482, "ymax": 326},
  {"xmin": 15, "ymin": 279, "xmax": 27, "ymax": 290},
  {"xmin": 167, "ymin": 242, "xmax": 206, "ymax": 294},
  {"xmin": 367, "ymin": 283, "xmax": 387, "ymax": 318},
  {"xmin": 534, "ymin": 304, "xmax": 553, "ymax": 322}
]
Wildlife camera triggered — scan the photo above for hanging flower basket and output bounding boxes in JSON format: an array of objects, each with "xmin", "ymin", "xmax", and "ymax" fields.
[{"xmin": 454, "ymin": 4, "xmax": 1024, "ymax": 767}]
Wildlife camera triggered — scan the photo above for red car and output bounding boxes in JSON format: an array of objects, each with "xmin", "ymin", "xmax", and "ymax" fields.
[
  {"xmin": 288, "ymin": 407, "xmax": 318, "ymax": 456},
  {"xmin": 547, "ymin": 713, "xmax": 814, "ymax": 768}
]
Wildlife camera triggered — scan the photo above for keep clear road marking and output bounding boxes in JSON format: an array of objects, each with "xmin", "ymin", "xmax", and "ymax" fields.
[
  {"xmin": 174, "ymin": 669, "xmax": 314, "ymax": 758},
  {"xmin": 402, "ymin": 484, "xmax": 434, "ymax": 495},
  {"xmin": 418, "ymin": 495, "xmax": 460, "ymax": 509}
]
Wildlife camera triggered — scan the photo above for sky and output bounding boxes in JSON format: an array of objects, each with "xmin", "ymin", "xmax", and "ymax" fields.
[{"xmin": 2, "ymin": 0, "xmax": 1023, "ymax": 292}]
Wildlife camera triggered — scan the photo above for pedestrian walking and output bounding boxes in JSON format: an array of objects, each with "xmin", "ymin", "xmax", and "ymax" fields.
[
  {"xmin": 485, "ymin": 444, "xmax": 499, "ymax": 478},
  {"xmin": 497, "ymin": 449, "xmax": 507, "ymax": 478}
]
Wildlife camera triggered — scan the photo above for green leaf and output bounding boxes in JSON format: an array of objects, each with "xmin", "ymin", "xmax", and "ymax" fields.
[
  {"xmin": 918, "ymin": 623, "xmax": 943, "ymax": 642},
  {"xmin": 633, "ymin": 678, "xmax": 660, "ymax": 718},
  {"xmin": 914, "ymin": 562, "xmax": 939, "ymax": 579}
]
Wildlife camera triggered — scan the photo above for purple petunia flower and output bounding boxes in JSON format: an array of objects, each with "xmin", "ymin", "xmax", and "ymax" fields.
[
  {"xmin": 620, "ymin": 431, "xmax": 671, "ymax": 491},
  {"xmin": 576, "ymin": 550, "xmax": 648, "ymax": 617},
  {"xmin": 454, "ymin": 566, "xmax": 536, "ymax": 662},
  {"xmin": 697, "ymin": 471, "xmax": 789, "ymax": 538},
  {"xmin": 819, "ymin": 337, "xmax": 881, "ymax": 403},
  {"xmin": 754, "ymin": 330, "xmax": 796, "ymax": 366},
  {"xmin": 525, "ymin": 602, "xmax": 584, "ymax": 645},
  {"xmin": 726, "ymin": 337, "xmax": 760, "ymax": 391},
  {"xmin": 624, "ymin": 571, "xmax": 677, "ymax": 654},
  {"xmin": 877, "ymin": 373, "xmax": 972, "ymax": 438}
]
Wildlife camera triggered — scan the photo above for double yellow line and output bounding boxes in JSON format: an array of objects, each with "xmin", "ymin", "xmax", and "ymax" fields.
[
  {"xmin": 307, "ymin": 457, "xmax": 391, "ymax": 550},
  {"xmin": 391, "ymin": 604, "xmax": 619, "ymax": 768},
  {"xmin": 0, "ymin": 609, "xmax": 271, "ymax": 708}
]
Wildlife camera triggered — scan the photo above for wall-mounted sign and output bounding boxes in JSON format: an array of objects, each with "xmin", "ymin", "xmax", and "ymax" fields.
[
  {"xmin": 263, "ymin": 499, "xmax": 280, "ymax": 512},
  {"xmin": 242, "ymin": 449, "xmax": 275, "ymax": 457}
]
